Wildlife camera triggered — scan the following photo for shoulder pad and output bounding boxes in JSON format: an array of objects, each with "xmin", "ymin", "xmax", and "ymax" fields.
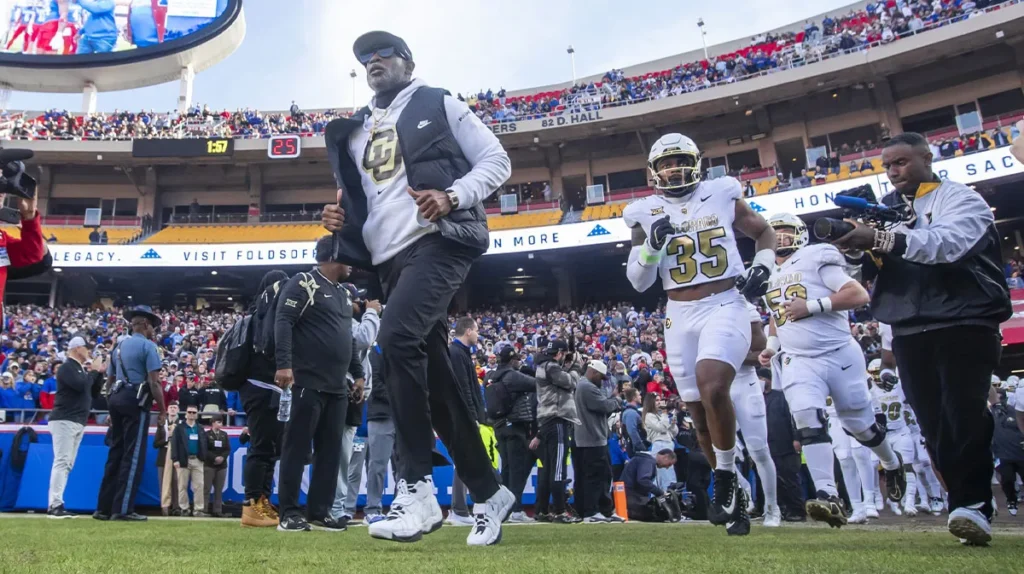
[
  {"xmin": 622, "ymin": 197, "xmax": 655, "ymax": 227},
  {"xmin": 809, "ymin": 243, "xmax": 845, "ymax": 267}
]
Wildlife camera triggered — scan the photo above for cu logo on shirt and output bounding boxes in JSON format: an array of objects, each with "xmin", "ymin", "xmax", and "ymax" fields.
[{"xmin": 363, "ymin": 128, "xmax": 403, "ymax": 184}]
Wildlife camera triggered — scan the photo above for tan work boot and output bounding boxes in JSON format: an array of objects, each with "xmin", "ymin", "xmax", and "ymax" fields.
[
  {"xmin": 258, "ymin": 496, "xmax": 279, "ymax": 521},
  {"xmin": 241, "ymin": 498, "xmax": 277, "ymax": 528}
]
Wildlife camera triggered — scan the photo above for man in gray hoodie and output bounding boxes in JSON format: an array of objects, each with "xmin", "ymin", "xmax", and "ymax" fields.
[
  {"xmin": 573, "ymin": 360, "xmax": 623, "ymax": 523},
  {"xmin": 534, "ymin": 339, "xmax": 580, "ymax": 522}
]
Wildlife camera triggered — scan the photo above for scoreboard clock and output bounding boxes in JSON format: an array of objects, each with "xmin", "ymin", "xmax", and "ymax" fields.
[
  {"xmin": 268, "ymin": 135, "xmax": 301, "ymax": 159},
  {"xmin": 132, "ymin": 138, "xmax": 234, "ymax": 158}
]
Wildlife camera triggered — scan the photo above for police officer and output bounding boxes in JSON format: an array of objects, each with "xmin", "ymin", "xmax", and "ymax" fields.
[{"xmin": 94, "ymin": 305, "xmax": 166, "ymax": 521}]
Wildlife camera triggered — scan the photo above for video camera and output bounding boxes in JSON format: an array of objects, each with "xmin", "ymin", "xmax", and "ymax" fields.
[
  {"xmin": 0, "ymin": 147, "xmax": 37, "ymax": 225},
  {"xmin": 812, "ymin": 184, "xmax": 913, "ymax": 242}
]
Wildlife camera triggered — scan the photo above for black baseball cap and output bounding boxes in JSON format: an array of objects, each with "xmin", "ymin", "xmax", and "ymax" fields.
[
  {"xmin": 545, "ymin": 339, "xmax": 569, "ymax": 354},
  {"xmin": 498, "ymin": 346, "xmax": 520, "ymax": 364},
  {"xmin": 353, "ymin": 31, "xmax": 413, "ymax": 64}
]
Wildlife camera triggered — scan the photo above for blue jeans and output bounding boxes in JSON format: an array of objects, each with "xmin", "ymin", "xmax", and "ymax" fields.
[{"xmin": 77, "ymin": 35, "xmax": 116, "ymax": 54}]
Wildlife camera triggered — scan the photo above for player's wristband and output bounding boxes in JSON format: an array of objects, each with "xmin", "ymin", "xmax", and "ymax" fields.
[
  {"xmin": 639, "ymin": 242, "xmax": 663, "ymax": 267},
  {"xmin": 766, "ymin": 336, "xmax": 781, "ymax": 354},
  {"xmin": 809, "ymin": 298, "xmax": 833, "ymax": 315},
  {"xmin": 752, "ymin": 248, "xmax": 775, "ymax": 271}
]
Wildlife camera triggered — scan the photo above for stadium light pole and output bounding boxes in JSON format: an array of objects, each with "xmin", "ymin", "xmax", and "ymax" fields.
[
  {"xmin": 697, "ymin": 18, "xmax": 709, "ymax": 61},
  {"xmin": 567, "ymin": 45, "xmax": 577, "ymax": 86},
  {"xmin": 350, "ymin": 69, "xmax": 358, "ymax": 110}
]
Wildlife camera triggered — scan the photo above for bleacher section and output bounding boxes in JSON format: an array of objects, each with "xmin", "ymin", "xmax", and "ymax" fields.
[
  {"xmin": 1, "ymin": 226, "xmax": 140, "ymax": 244},
  {"xmin": 582, "ymin": 203, "xmax": 627, "ymax": 222},
  {"xmin": 486, "ymin": 210, "xmax": 562, "ymax": 231},
  {"xmin": 145, "ymin": 224, "xmax": 325, "ymax": 244}
]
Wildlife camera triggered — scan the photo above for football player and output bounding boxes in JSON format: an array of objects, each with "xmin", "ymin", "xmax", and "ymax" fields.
[
  {"xmin": 728, "ymin": 302, "xmax": 781, "ymax": 527},
  {"xmin": 868, "ymin": 358, "xmax": 920, "ymax": 516},
  {"xmin": 877, "ymin": 323, "xmax": 945, "ymax": 516},
  {"xmin": 624, "ymin": 133, "xmax": 776, "ymax": 536},
  {"xmin": 758, "ymin": 212, "xmax": 906, "ymax": 528}
]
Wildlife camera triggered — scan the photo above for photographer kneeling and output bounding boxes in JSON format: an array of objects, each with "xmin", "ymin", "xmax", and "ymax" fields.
[{"xmin": 833, "ymin": 132, "xmax": 1011, "ymax": 546}]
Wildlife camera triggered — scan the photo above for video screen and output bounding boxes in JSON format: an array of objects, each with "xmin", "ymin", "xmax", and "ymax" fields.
[{"xmin": 0, "ymin": 0, "xmax": 229, "ymax": 56}]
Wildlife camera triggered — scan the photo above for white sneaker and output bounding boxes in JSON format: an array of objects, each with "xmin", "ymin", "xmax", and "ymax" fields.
[
  {"xmin": 865, "ymin": 505, "xmax": 879, "ymax": 519},
  {"xmin": 848, "ymin": 505, "xmax": 868, "ymax": 525},
  {"xmin": 607, "ymin": 513, "xmax": 626, "ymax": 523},
  {"xmin": 508, "ymin": 511, "xmax": 535, "ymax": 524},
  {"xmin": 888, "ymin": 501, "xmax": 903, "ymax": 516},
  {"xmin": 763, "ymin": 504, "xmax": 781, "ymax": 528},
  {"xmin": 368, "ymin": 478, "xmax": 443, "ymax": 543},
  {"xmin": 929, "ymin": 497, "xmax": 945, "ymax": 516},
  {"xmin": 466, "ymin": 485, "xmax": 515, "ymax": 547},
  {"xmin": 446, "ymin": 511, "xmax": 475, "ymax": 527},
  {"xmin": 874, "ymin": 489, "xmax": 884, "ymax": 511},
  {"xmin": 948, "ymin": 506, "xmax": 991, "ymax": 546},
  {"xmin": 904, "ymin": 504, "xmax": 918, "ymax": 517},
  {"xmin": 584, "ymin": 513, "xmax": 611, "ymax": 523}
]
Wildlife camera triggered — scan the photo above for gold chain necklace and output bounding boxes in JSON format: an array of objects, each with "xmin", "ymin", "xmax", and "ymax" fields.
[{"xmin": 370, "ymin": 107, "xmax": 389, "ymax": 139}]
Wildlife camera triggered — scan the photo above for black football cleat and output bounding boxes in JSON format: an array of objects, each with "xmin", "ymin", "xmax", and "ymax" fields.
[
  {"xmin": 726, "ymin": 488, "xmax": 751, "ymax": 536},
  {"xmin": 708, "ymin": 470, "xmax": 742, "ymax": 526},
  {"xmin": 806, "ymin": 490, "xmax": 848, "ymax": 529},
  {"xmin": 884, "ymin": 452, "xmax": 908, "ymax": 503}
]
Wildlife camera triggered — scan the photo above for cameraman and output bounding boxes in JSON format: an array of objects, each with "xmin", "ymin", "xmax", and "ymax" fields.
[
  {"xmin": 834, "ymin": 132, "xmax": 1010, "ymax": 546},
  {"xmin": 0, "ymin": 188, "xmax": 48, "ymax": 314},
  {"xmin": 533, "ymin": 339, "xmax": 580, "ymax": 522}
]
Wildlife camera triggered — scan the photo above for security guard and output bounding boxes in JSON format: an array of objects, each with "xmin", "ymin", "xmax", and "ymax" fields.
[{"xmin": 94, "ymin": 305, "xmax": 166, "ymax": 521}]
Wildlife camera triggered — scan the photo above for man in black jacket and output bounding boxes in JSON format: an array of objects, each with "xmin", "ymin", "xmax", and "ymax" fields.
[
  {"xmin": 204, "ymin": 415, "xmax": 231, "ymax": 517},
  {"xmin": 447, "ymin": 317, "xmax": 485, "ymax": 525},
  {"xmin": 761, "ymin": 370, "xmax": 805, "ymax": 521},
  {"xmin": 835, "ymin": 132, "xmax": 1012, "ymax": 545},
  {"xmin": 274, "ymin": 236, "xmax": 365, "ymax": 533},
  {"xmin": 485, "ymin": 346, "xmax": 537, "ymax": 523},
  {"xmin": 47, "ymin": 336, "xmax": 104, "ymax": 518},
  {"xmin": 622, "ymin": 449, "xmax": 677, "ymax": 521},
  {"xmin": 239, "ymin": 270, "xmax": 288, "ymax": 528},
  {"xmin": 320, "ymin": 31, "xmax": 513, "ymax": 546},
  {"xmin": 171, "ymin": 405, "xmax": 208, "ymax": 517}
]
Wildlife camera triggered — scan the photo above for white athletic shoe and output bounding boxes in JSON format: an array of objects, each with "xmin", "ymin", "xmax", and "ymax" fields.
[
  {"xmin": 763, "ymin": 504, "xmax": 781, "ymax": 528},
  {"xmin": 508, "ymin": 511, "xmax": 535, "ymax": 524},
  {"xmin": 904, "ymin": 504, "xmax": 918, "ymax": 517},
  {"xmin": 848, "ymin": 504, "xmax": 869, "ymax": 524},
  {"xmin": 368, "ymin": 478, "xmax": 443, "ymax": 543},
  {"xmin": 929, "ymin": 497, "xmax": 945, "ymax": 516},
  {"xmin": 466, "ymin": 485, "xmax": 515, "ymax": 546},
  {"xmin": 446, "ymin": 511, "xmax": 475, "ymax": 527},
  {"xmin": 874, "ymin": 489, "xmax": 884, "ymax": 511},
  {"xmin": 865, "ymin": 504, "xmax": 879, "ymax": 519},
  {"xmin": 584, "ymin": 513, "xmax": 611, "ymax": 523},
  {"xmin": 888, "ymin": 501, "xmax": 903, "ymax": 516},
  {"xmin": 948, "ymin": 506, "xmax": 992, "ymax": 546}
]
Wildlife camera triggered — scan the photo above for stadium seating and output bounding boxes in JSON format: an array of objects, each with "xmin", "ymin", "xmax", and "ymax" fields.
[
  {"xmin": 486, "ymin": 210, "xmax": 563, "ymax": 231},
  {"xmin": 1, "ymin": 225, "xmax": 140, "ymax": 244},
  {"xmin": 145, "ymin": 224, "xmax": 325, "ymax": 244},
  {"xmin": 581, "ymin": 203, "xmax": 628, "ymax": 222}
]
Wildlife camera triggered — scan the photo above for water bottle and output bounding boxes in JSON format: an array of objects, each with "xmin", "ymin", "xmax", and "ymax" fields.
[{"xmin": 277, "ymin": 387, "xmax": 292, "ymax": 422}]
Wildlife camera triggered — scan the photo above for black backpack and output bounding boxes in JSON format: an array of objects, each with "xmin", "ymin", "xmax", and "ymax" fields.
[
  {"xmin": 617, "ymin": 406, "xmax": 649, "ymax": 457},
  {"xmin": 484, "ymin": 370, "xmax": 513, "ymax": 420},
  {"xmin": 214, "ymin": 314, "xmax": 254, "ymax": 391},
  {"xmin": 253, "ymin": 274, "xmax": 317, "ymax": 357}
]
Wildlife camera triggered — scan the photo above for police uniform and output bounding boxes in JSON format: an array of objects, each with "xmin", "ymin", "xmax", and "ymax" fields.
[{"xmin": 95, "ymin": 307, "xmax": 162, "ymax": 520}]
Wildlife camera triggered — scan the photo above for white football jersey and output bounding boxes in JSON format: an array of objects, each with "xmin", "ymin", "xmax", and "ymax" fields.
[
  {"xmin": 623, "ymin": 177, "xmax": 745, "ymax": 292},
  {"xmin": 872, "ymin": 382, "xmax": 916, "ymax": 432},
  {"xmin": 764, "ymin": 243, "xmax": 855, "ymax": 357}
]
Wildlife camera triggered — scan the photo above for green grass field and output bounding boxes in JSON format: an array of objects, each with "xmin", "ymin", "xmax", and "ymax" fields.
[{"xmin": 1, "ymin": 516, "xmax": 1022, "ymax": 574}]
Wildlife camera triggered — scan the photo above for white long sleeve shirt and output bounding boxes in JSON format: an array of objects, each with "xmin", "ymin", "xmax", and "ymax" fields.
[{"xmin": 348, "ymin": 78, "xmax": 511, "ymax": 265}]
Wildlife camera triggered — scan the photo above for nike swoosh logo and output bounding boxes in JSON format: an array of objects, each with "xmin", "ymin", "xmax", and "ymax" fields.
[
  {"xmin": 700, "ymin": 195, "xmax": 711, "ymax": 202},
  {"xmin": 841, "ymin": 364, "xmax": 852, "ymax": 370},
  {"xmin": 417, "ymin": 120, "xmax": 431, "ymax": 129},
  {"xmin": 722, "ymin": 493, "xmax": 736, "ymax": 515}
]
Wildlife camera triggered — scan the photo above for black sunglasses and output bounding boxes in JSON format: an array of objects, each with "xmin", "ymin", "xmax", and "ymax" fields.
[{"xmin": 357, "ymin": 46, "xmax": 400, "ymax": 65}]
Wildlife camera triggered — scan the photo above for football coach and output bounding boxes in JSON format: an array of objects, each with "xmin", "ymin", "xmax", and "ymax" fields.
[
  {"xmin": 834, "ymin": 132, "xmax": 1011, "ymax": 546},
  {"xmin": 321, "ymin": 31, "xmax": 514, "ymax": 546}
]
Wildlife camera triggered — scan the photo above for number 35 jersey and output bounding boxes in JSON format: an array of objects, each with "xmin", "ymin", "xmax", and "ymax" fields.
[
  {"xmin": 764, "ymin": 243, "xmax": 855, "ymax": 357},
  {"xmin": 622, "ymin": 177, "xmax": 745, "ymax": 292}
]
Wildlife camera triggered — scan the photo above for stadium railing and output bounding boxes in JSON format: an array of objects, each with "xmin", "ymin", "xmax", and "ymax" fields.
[{"xmin": 0, "ymin": 408, "xmax": 247, "ymax": 427}]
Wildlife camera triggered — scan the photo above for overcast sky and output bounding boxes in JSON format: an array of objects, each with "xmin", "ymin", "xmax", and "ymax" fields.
[{"xmin": 6, "ymin": 0, "xmax": 857, "ymax": 112}]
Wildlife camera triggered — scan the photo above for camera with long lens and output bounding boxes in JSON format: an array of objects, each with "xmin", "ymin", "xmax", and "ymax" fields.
[
  {"xmin": 0, "ymin": 147, "xmax": 37, "ymax": 225},
  {"xmin": 813, "ymin": 184, "xmax": 912, "ymax": 242}
]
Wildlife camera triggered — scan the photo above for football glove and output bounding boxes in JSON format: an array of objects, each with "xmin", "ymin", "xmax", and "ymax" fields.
[
  {"xmin": 736, "ymin": 264, "xmax": 771, "ymax": 301},
  {"xmin": 875, "ymin": 412, "xmax": 888, "ymax": 431},
  {"xmin": 878, "ymin": 369, "xmax": 899, "ymax": 392},
  {"xmin": 648, "ymin": 216, "xmax": 674, "ymax": 251}
]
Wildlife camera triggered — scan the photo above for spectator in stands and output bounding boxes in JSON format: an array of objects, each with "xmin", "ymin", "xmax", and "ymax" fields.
[
  {"xmin": 859, "ymin": 158, "xmax": 874, "ymax": 173},
  {"xmin": 829, "ymin": 151, "xmax": 841, "ymax": 175},
  {"xmin": 172, "ymin": 405, "xmax": 208, "ymax": 517},
  {"xmin": 642, "ymin": 394, "xmax": 676, "ymax": 491},
  {"xmin": 204, "ymin": 415, "xmax": 231, "ymax": 517},
  {"xmin": 88, "ymin": 228, "xmax": 100, "ymax": 245}
]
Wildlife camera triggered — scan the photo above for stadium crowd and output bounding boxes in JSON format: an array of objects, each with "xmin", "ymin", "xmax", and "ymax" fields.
[{"xmin": 0, "ymin": 0, "xmax": 1006, "ymax": 141}]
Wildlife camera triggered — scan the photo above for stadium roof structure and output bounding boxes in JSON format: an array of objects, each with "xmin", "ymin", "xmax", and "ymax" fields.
[{"xmin": 0, "ymin": 0, "xmax": 246, "ymax": 93}]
